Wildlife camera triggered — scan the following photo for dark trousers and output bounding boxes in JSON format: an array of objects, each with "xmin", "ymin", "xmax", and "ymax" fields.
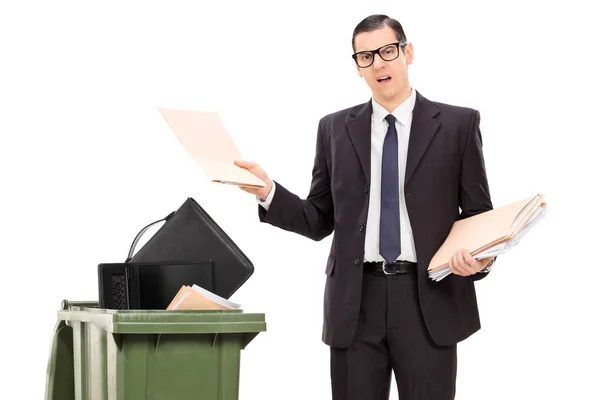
[{"xmin": 330, "ymin": 270, "xmax": 457, "ymax": 400}]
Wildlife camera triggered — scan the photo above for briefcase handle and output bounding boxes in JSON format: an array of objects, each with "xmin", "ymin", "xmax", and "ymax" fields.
[{"xmin": 125, "ymin": 211, "xmax": 175, "ymax": 262}]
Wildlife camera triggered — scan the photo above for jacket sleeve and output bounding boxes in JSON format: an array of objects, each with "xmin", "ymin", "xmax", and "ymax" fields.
[
  {"xmin": 257, "ymin": 117, "xmax": 334, "ymax": 241},
  {"xmin": 458, "ymin": 109, "xmax": 495, "ymax": 281}
]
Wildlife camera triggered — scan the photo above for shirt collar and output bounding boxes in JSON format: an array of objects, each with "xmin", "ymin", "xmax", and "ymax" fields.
[{"xmin": 371, "ymin": 87, "xmax": 416, "ymax": 126}]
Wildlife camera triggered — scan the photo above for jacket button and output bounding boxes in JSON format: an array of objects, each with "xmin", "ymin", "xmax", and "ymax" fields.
[
  {"xmin": 364, "ymin": 185, "xmax": 369, "ymax": 196},
  {"xmin": 406, "ymin": 192, "xmax": 412, "ymax": 197},
  {"xmin": 358, "ymin": 224, "xmax": 364, "ymax": 232},
  {"xmin": 354, "ymin": 258, "xmax": 361, "ymax": 266}
]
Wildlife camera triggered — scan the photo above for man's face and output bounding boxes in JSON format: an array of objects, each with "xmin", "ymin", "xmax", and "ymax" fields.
[{"xmin": 353, "ymin": 26, "xmax": 414, "ymax": 106}]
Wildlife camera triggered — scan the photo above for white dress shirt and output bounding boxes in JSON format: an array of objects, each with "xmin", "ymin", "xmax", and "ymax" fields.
[
  {"xmin": 364, "ymin": 88, "xmax": 417, "ymax": 262},
  {"xmin": 258, "ymin": 88, "xmax": 418, "ymax": 263}
]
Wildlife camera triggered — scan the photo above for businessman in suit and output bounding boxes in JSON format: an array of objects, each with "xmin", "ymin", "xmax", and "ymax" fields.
[{"xmin": 235, "ymin": 14, "xmax": 496, "ymax": 400}]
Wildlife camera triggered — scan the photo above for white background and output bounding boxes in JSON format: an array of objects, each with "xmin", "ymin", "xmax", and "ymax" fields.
[{"xmin": 1, "ymin": 1, "xmax": 599, "ymax": 399}]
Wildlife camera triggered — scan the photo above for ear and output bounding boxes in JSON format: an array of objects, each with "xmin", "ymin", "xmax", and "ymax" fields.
[{"xmin": 405, "ymin": 43, "xmax": 414, "ymax": 65}]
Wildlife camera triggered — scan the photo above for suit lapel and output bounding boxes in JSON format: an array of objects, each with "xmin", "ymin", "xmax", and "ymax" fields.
[
  {"xmin": 344, "ymin": 92, "xmax": 441, "ymax": 187},
  {"xmin": 405, "ymin": 91, "xmax": 441, "ymax": 186},
  {"xmin": 345, "ymin": 100, "xmax": 373, "ymax": 184}
]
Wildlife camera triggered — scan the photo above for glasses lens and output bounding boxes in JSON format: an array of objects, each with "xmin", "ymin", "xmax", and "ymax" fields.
[
  {"xmin": 380, "ymin": 44, "xmax": 399, "ymax": 61},
  {"xmin": 355, "ymin": 52, "xmax": 373, "ymax": 67}
]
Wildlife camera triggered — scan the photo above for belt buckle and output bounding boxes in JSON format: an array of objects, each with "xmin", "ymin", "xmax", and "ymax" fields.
[{"xmin": 382, "ymin": 261, "xmax": 395, "ymax": 275}]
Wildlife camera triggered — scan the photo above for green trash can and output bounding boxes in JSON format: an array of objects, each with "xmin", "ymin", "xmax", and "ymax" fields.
[{"xmin": 45, "ymin": 300, "xmax": 266, "ymax": 400}]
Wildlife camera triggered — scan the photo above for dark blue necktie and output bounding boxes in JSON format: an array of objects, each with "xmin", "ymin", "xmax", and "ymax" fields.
[{"xmin": 379, "ymin": 114, "xmax": 401, "ymax": 263}]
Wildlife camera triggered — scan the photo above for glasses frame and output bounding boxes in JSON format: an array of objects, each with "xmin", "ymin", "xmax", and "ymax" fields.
[{"xmin": 352, "ymin": 41, "xmax": 408, "ymax": 68}]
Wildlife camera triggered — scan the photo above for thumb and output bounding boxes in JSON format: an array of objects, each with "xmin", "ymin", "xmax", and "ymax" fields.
[{"xmin": 234, "ymin": 160, "xmax": 256, "ymax": 169}]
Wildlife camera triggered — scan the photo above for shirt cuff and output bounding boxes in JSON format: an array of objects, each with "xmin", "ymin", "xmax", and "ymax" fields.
[
  {"xmin": 257, "ymin": 182, "xmax": 276, "ymax": 210},
  {"xmin": 479, "ymin": 257, "xmax": 496, "ymax": 273}
]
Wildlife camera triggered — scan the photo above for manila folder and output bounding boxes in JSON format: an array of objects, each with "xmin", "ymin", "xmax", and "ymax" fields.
[
  {"xmin": 167, "ymin": 285, "xmax": 230, "ymax": 310},
  {"xmin": 158, "ymin": 107, "xmax": 266, "ymax": 188},
  {"xmin": 428, "ymin": 194, "xmax": 543, "ymax": 272}
]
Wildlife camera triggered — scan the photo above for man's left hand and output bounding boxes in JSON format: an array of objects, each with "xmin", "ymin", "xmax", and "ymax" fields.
[{"xmin": 448, "ymin": 248, "xmax": 494, "ymax": 276}]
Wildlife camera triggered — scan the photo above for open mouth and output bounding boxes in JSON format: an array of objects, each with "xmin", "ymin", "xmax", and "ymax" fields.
[{"xmin": 377, "ymin": 76, "xmax": 392, "ymax": 83}]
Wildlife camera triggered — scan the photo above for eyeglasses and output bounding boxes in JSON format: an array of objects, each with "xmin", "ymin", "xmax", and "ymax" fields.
[{"xmin": 352, "ymin": 41, "xmax": 407, "ymax": 68}]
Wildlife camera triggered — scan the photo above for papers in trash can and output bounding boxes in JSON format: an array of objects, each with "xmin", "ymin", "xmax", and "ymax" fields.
[
  {"xmin": 167, "ymin": 284, "xmax": 241, "ymax": 310},
  {"xmin": 428, "ymin": 194, "xmax": 548, "ymax": 282}
]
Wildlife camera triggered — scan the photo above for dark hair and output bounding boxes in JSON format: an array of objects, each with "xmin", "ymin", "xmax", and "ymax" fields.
[{"xmin": 351, "ymin": 14, "xmax": 407, "ymax": 53}]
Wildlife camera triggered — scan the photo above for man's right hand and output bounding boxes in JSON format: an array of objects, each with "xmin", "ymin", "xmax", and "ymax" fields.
[{"xmin": 234, "ymin": 160, "xmax": 273, "ymax": 201}]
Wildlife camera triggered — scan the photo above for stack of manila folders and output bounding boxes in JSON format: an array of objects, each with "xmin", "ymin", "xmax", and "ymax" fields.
[
  {"xmin": 428, "ymin": 193, "xmax": 548, "ymax": 281},
  {"xmin": 167, "ymin": 284, "xmax": 241, "ymax": 310}
]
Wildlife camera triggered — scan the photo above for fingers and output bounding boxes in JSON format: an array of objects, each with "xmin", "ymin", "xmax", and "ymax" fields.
[
  {"xmin": 448, "ymin": 255, "xmax": 457, "ymax": 275},
  {"xmin": 234, "ymin": 160, "xmax": 256, "ymax": 169},
  {"xmin": 234, "ymin": 160, "xmax": 270, "ymax": 183},
  {"xmin": 462, "ymin": 249, "xmax": 479, "ymax": 272},
  {"xmin": 449, "ymin": 249, "xmax": 476, "ymax": 276},
  {"xmin": 483, "ymin": 256, "xmax": 495, "ymax": 265},
  {"xmin": 449, "ymin": 252, "xmax": 466, "ymax": 276},
  {"xmin": 237, "ymin": 185, "xmax": 260, "ymax": 194},
  {"xmin": 460, "ymin": 249, "xmax": 479, "ymax": 275},
  {"xmin": 455, "ymin": 251, "xmax": 471, "ymax": 275},
  {"xmin": 476, "ymin": 256, "xmax": 494, "ymax": 272},
  {"xmin": 232, "ymin": 160, "xmax": 272, "ymax": 200}
]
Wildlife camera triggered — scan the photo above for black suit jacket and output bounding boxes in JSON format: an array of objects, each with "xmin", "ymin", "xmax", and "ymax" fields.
[{"xmin": 258, "ymin": 90, "xmax": 493, "ymax": 348}]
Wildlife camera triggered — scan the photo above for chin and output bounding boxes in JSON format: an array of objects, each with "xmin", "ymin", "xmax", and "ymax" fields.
[{"xmin": 379, "ymin": 89, "xmax": 398, "ymax": 100}]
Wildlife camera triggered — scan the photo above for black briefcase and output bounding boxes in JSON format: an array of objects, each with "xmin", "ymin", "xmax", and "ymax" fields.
[
  {"xmin": 125, "ymin": 197, "xmax": 254, "ymax": 299},
  {"xmin": 98, "ymin": 260, "xmax": 214, "ymax": 310}
]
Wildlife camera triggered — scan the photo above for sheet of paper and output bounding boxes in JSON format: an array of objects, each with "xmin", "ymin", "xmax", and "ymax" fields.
[
  {"xmin": 172, "ymin": 289, "xmax": 228, "ymax": 310},
  {"xmin": 158, "ymin": 107, "xmax": 266, "ymax": 188},
  {"xmin": 192, "ymin": 284, "xmax": 241, "ymax": 309},
  {"xmin": 475, "ymin": 203, "xmax": 547, "ymax": 259},
  {"xmin": 167, "ymin": 285, "xmax": 241, "ymax": 310}
]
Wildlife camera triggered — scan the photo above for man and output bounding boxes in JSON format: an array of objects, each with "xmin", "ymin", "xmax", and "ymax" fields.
[{"xmin": 235, "ymin": 14, "xmax": 496, "ymax": 400}]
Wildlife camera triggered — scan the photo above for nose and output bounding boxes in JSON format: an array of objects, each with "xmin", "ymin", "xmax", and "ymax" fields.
[{"xmin": 373, "ymin": 53, "xmax": 386, "ymax": 69}]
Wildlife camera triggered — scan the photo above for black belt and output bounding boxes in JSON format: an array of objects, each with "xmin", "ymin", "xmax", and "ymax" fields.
[{"xmin": 364, "ymin": 260, "xmax": 417, "ymax": 275}]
